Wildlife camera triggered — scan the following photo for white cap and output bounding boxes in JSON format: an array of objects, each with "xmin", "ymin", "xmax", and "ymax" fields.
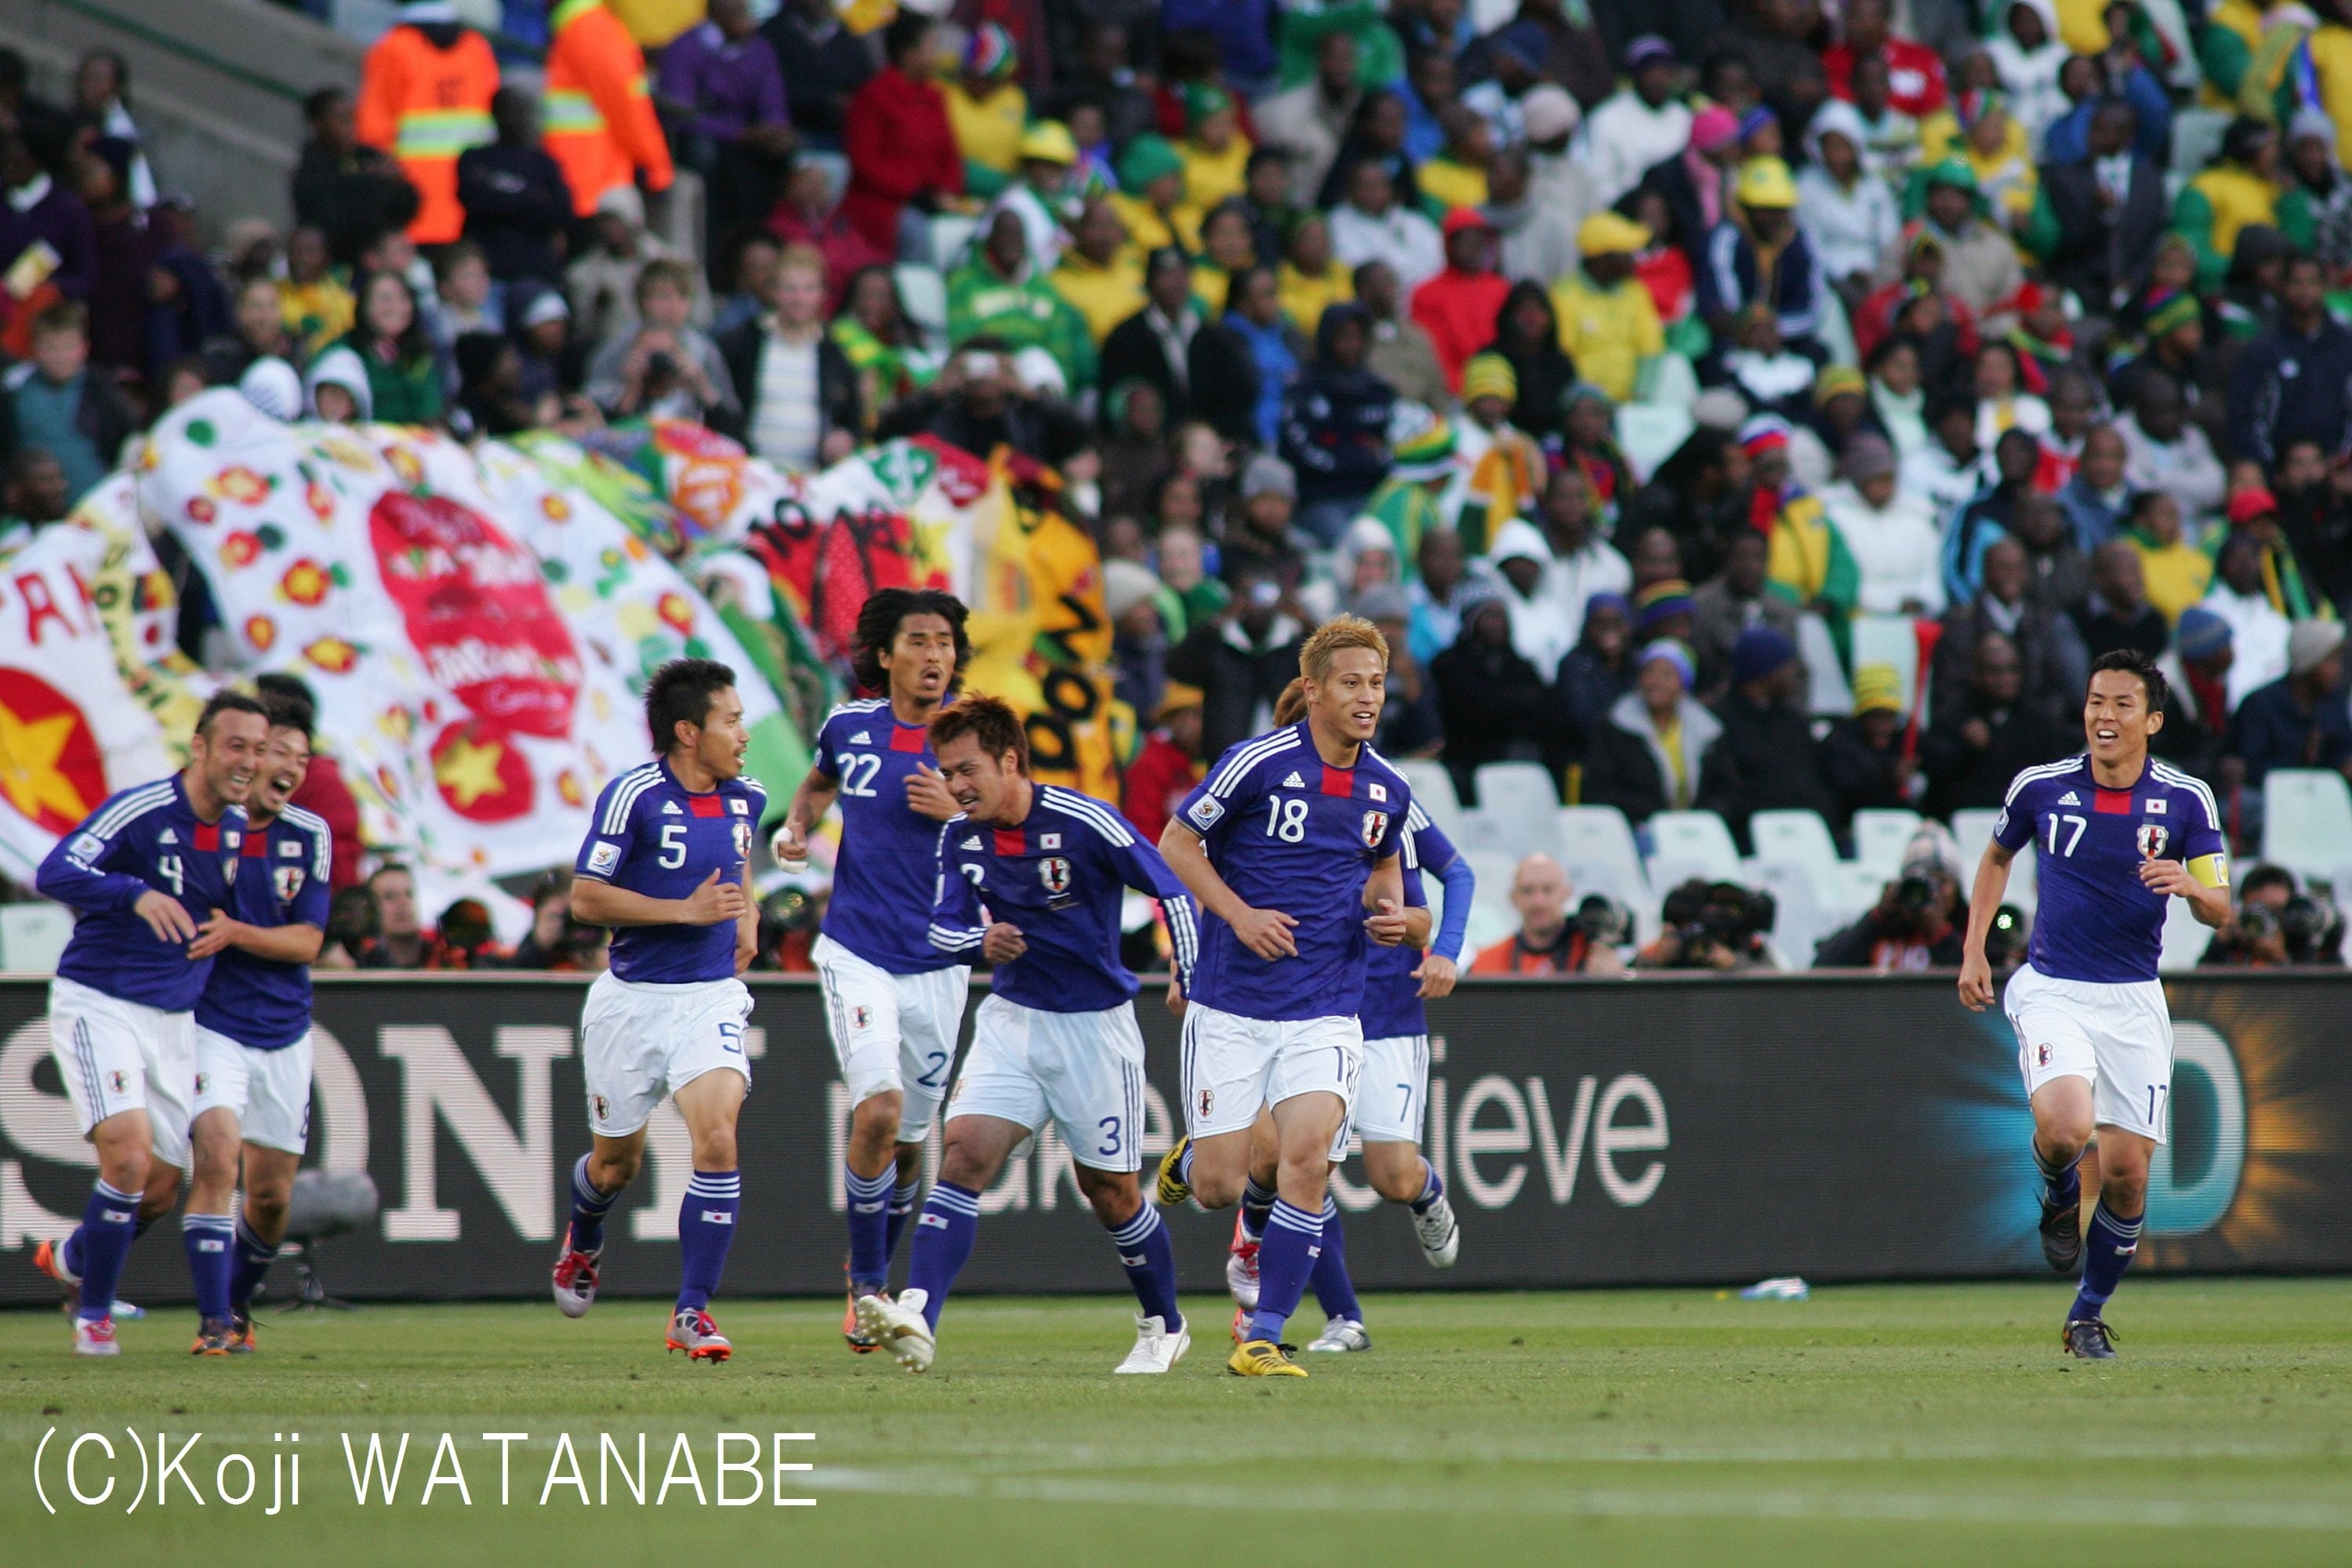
[{"xmin": 237, "ymin": 356, "xmax": 303, "ymax": 423}]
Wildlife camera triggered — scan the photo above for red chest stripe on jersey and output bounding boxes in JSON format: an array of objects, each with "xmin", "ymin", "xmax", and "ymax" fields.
[
  {"xmin": 1320, "ymin": 765, "xmax": 1354, "ymax": 797},
  {"xmin": 193, "ymin": 824, "xmax": 220, "ymax": 851},
  {"xmin": 889, "ymin": 725, "xmax": 927, "ymax": 753},
  {"xmin": 2094, "ymin": 789, "xmax": 2133, "ymax": 815},
  {"xmin": 688, "ymin": 795, "xmax": 724, "ymax": 817},
  {"xmin": 993, "ymin": 828, "xmax": 1025, "ymax": 856},
  {"xmin": 242, "ymin": 832, "xmax": 267, "ymax": 857}
]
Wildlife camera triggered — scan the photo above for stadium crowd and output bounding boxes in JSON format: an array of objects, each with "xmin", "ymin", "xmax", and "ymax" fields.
[{"xmin": 4, "ymin": 0, "xmax": 2352, "ymax": 969}]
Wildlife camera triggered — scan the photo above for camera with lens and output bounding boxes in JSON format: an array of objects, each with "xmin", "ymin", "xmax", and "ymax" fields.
[
  {"xmin": 2279, "ymin": 893, "xmax": 2343, "ymax": 964},
  {"xmin": 1574, "ymin": 893, "xmax": 1631, "ymax": 949}
]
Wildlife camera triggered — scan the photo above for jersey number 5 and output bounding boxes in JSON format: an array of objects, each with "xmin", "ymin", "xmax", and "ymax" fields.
[
  {"xmin": 659, "ymin": 823, "xmax": 688, "ymax": 869},
  {"xmin": 2043, "ymin": 813, "xmax": 2086, "ymax": 858}
]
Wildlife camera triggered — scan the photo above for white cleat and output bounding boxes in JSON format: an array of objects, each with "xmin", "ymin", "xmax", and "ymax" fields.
[
  {"xmin": 1225, "ymin": 1212, "xmax": 1260, "ymax": 1309},
  {"xmin": 1305, "ymin": 1316, "xmax": 1371, "ymax": 1353},
  {"xmin": 72, "ymin": 1316, "xmax": 120, "ymax": 1356},
  {"xmin": 551, "ymin": 1245, "xmax": 601, "ymax": 1318},
  {"xmin": 1113, "ymin": 1313, "xmax": 1192, "ymax": 1374},
  {"xmin": 857, "ymin": 1288, "xmax": 935, "ymax": 1372},
  {"xmin": 1412, "ymin": 1191, "xmax": 1461, "ymax": 1269}
]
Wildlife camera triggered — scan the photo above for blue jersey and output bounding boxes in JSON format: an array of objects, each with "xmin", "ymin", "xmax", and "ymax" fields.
[
  {"xmin": 195, "ymin": 807, "xmax": 332, "ymax": 1050},
  {"xmin": 928, "ymin": 784, "xmax": 1200, "ymax": 1013},
  {"xmin": 1993, "ymin": 754, "xmax": 2226, "ymax": 984},
  {"xmin": 814, "ymin": 699, "xmax": 959, "ymax": 975},
  {"xmin": 575, "ymin": 758, "xmax": 766, "ymax": 985},
  {"xmin": 37, "ymin": 775, "xmax": 247, "ymax": 1011},
  {"xmin": 1174, "ymin": 722, "xmax": 1412, "ymax": 1022},
  {"xmin": 1359, "ymin": 807, "xmax": 1465, "ymax": 1041}
]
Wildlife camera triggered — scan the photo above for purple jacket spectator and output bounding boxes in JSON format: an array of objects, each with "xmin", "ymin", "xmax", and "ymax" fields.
[
  {"xmin": 657, "ymin": 20, "xmax": 789, "ymax": 146},
  {"xmin": 0, "ymin": 165, "xmax": 95, "ymax": 305},
  {"xmin": 1161, "ymin": 0, "xmax": 1276, "ymax": 84}
]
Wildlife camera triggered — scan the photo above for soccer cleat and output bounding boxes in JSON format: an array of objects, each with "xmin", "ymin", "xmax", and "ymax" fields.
[
  {"xmin": 1115, "ymin": 1314, "xmax": 1191, "ymax": 1374},
  {"xmin": 842, "ymin": 1290, "xmax": 880, "ymax": 1352},
  {"xmin": 1229, "ymin": 1304, "xmax": 1249, "ymax": 1344},
  {"xmin": 550, "ymin": 1244, "xmax": 602, "ymax": 1318},
  {"xmin": 2038, "ymin": 1196, "xmax": 2083, "ymax": 1275},
  {"xmin": 1226, "ymin": 1337, "xmax": 1306, "ymax": 1377},
  {"xmin": 2062, "ymin": 1318, "xmax": 2118, "ymax": 1359},
  {"xmin": 72, "ymin": 1316, "xmax": 119, "ymax": 1357},
  {"xmin": 32, "ymin": 1237, "xmax": 80, "ymax": 1316},
  {"xmin": 191, "ymin": 1316, "xmax": 236, "ymax": 1356},
  {"xmin": 1305, "ymin": 1316, "xmax": 1372, "ymax": 1353},
  {"xmin": 1226, "ymin": 1212, "xmax": 1261, "ymax": 1309},
  {"xmin": 1412, "ymin": 1190, "xmax": 1461, "ymax": 1269},
  {"xmin": 1155, "ymin": 1135, "xmax": 1192, "ymax": 1208},
  {"xmin": 856, "ymin": 1289, "xmax": 935, "ymax": 1373},
  {"xmin": 226, "ymin": 1308, "xmax": 257, "ymax": 1354},
  {"xmin": 666, "ymin": 1307, "xmax": 732, "ymax": 1362}
]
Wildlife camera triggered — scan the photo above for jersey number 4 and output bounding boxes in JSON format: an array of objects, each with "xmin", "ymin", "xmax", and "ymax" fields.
[
  {"xmin": 157, "ymin": 854, "xmax": 184, "ymax": 895},
  {"xmin": 835, "ymin": 753, "xmax": 882, "ymax": 798},
  {"xmin": 2042, "ymin": 813, "xmax": 2086, "ymax": 858}
]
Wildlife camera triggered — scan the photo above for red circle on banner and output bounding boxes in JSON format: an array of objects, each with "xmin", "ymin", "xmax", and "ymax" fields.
[{"xmin": 0, "ymin": 666, "xmax": 105, "ymax": 833}]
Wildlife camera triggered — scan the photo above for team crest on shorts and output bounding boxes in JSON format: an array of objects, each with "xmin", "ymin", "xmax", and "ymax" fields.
[
  {"xmin": 1039, "ymin": 856, "xmax": 1072, "ymax": 893},
  {"xmin": 1196, "ymin": 1087, "xmax": 1214, "ymax": 1117},
  {"xmin": 2137, "ymin": 824, "xmax": 2169, "ymax": 858},
  {"xmin": 2036, "ymin": 1044, "xmax": 2053, "ymax": 1068},
  {"xmin": 1359, "ymin": 810, "xmax": 1389, "ymax": 848},
  {"xmin": 194, "ymin": 1073, "xmax": 209, "ymax": 1094},
  {"xmin": 107, "ymin": 1069, "xmax": 129, "ymax": 1094},
  {"xmin": 593, "ymin": 1094, "xmax": 609, "ymax": 1122},
  {"xmin": 852, "ymin": 1005, "xmax": 873, "ymax": 1029}
]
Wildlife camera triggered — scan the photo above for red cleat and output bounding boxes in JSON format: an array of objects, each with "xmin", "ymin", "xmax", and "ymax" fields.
[{"xmin": 666, "ymin": 1307, "xmax": 731, "ymax": 1362}]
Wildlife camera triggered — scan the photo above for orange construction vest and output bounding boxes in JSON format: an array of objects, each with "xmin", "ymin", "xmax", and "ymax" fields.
[
  {"xmin": 354, "ymin": 21, "xmax": 499, "ymax": 245},
  {"xmin": 543, "ymin": 0, "xmax": 674, "ymax": 218}
]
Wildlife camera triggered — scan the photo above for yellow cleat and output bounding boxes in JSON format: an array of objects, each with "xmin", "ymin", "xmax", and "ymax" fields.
[
  {"xmin": 1155, "ymin": 1135, "xmax": 1192, "ymax": 1208},
  {"xmin": 1227, "ymin": 1338, "xmax": 1306, "ymax": 1377}
]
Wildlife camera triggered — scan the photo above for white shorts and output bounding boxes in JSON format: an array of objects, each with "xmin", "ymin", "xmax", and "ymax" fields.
[
  {"xmin": 192, "ymin": 1026, "xmax": 314, "ymax": 1155},
  {"xmin": 581, "ymin": 971, "xmax": 754, "ymax": 1138},
  {"xmin": 1180, "ymin": 1003, "xmax": 1361, "ymax": 1159},
  {"xmin": 1353, "ymin": 1033, "xmax": 1430, "ymax": 1145},
  {"xmin": 2004, "ymin": 963, "xmax": 2174, "ymax": 1142},
  {"xmin": 813, "ymin": 933, "xmax": 971, "ymax": 1143},
  {"xmin": 946, "ymin": 993, "xmax": 1149, "ymax": 1172},
  {"xmin": 49, "ymin": 975, "xmax": 195, "ymax": 1171}
]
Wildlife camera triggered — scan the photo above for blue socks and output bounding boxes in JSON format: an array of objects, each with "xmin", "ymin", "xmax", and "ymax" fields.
[
  {"xmin": 229, "ymin": 1214, "xmax": 279, "ymax": 1311},
  {"xmin": 1244, "ymin": 1199, "xmax": 1323, "ymax": 1345},
  {"xmin": 1309, "ymin": 1197, "xmax": 1361, "ymax": 1323},
  {"xmin": 566, "ymin": 1153, "xmax": 619, "ymax": 1254},
  {"xmin": 73, "ymin": 1180, "xmax": 140, "ymax": 1323},
  {"xmin": 2035, "ymin": 1142, "xmax": 2082, "ymax": 1212},
  {"xmin": 905, "ymin": 1180, "xmax": 981, "ymax": 1329},
  {"xmin": 844, "ymin": 1164, "xmax": 894, "ymax": 1295},
  {"xmin": 1410, "ymin": 1162, "xmax": 1445, "ymax": 1215},
  {"xmin": 676, "ymin": 1170, "xmax": 739, "ymax": 1313},
  {"xmin": 886, "ymin": 1178, "xmax": 924, "ymax": 1260},
  {"xmin": 2071, "ymin": 1203, "xmax": 2143, "ymax": 1322},
  {"xmin": 1239, "ymin": 1174, "xmax": 1276, "ymax": 1243},
  {"xmin": 1109, "ymin": 1203, "xmax": 1183, "ymax": 1330},
  {"xmin": 183, "ymin": 1213, "xmax": 234, "ymax": 1323}
]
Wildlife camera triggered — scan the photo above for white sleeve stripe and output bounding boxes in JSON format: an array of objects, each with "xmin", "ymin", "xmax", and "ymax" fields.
[
  {"xmin": 599, "ymin": 766, "xmax": 662, "ymax": 833},
  {"xmin": 927, "ymin": 924, "xmax": 985, "ymax": 951},
  {"xmin": 1406, "ymin": 800, "xmax": 1430, "ymax": 831},
  {"xmin": 1043, "ymin": 788, "xmax": 1137, "ymax": 845},
  {"xmin": 2000, "ymin": 758, "xmax": 2082, "ymax": 808},
  {"xmin": 2150, "ymin": 763, "xmax": 2222, "ymax": 831},
  {"xmin": 1205, "ymin": 730, "xmax": 1302, "ymax": 797},
  {"xmin": 85, "ymin": 783, "xmax": 172, "ymax": 840}
]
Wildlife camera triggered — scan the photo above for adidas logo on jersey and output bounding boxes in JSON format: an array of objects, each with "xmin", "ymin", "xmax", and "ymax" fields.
[
  {"xmin": 662, "ymin": 801, "xmax": 684, "ymax": 814},
  {"xmin": 960, "ymin": 834, "xmax": 982, "ymax": 851},
  {"xmin": 2058, "ymin": 792, "xmax": 2082, "ymax": 806},
  {"xmin": 850, "ymin": 731, "xmax": 872, "ymax": 743},
  {"xmin": 1282, "ymin": 771, "xmax": 1306, "ymax": 789},
  {"xmin": 158, "ymin": 828, "xmax": 177, "ymax": 844}
]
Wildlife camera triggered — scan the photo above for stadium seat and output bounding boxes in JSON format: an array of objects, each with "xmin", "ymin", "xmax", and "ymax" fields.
[
  {"xmin": 2170, "ymin": 107, "xmax": 2230, "ymax": 175},
  {"xmin": 893, "ymin": 263, "xmax": 949, "ymax": 347},
  {"xmin": 1446, "ymin": 808, "xmax": 1512, "ymax": 855},
  {"xmin": 1853, "ymin": 808, "xmax": 1925, "ymax": 878},
  {"xmin": 1953, "ymin": 808, "xmax": 2036, "ymax": 912},
  {"xmin": 1747, "ymin": 809, "xmax": 1846, "ymax": 909},
  {"xmin": 1558, "ymin": 805, "xmax": 1648, "ymax": 904},
  {"xmin": 1751, "ymin": 860, "xmax": 1834, "ymax": 969},
  {"xmin": 1471, "ymin": 760, "xmax": 1562, "ymax": 841},
  {"xmin": 1646, "ymin": 810, "xmax": 1744, "ymax": 891},
  {"xmin": 1397, "ymin": 759, "xmax": 1463, "ymax": 835},
  {"xmin": 2159, "ymin": 895, "xmax": 2214, "ymax": 973},
  {"xmin": 1838, "ymin": 861, "xmax": 1886, "ymax": 917},
  {"xmin": 2260, "ymin": 769, "xmax": 2352, "ymax": 883}
]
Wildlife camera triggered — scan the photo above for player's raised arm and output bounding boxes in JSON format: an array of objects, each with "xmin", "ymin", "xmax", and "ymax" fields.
[{"xmin": 1160, "ymin": 815, "xmax": 1298, "ymax": 960}]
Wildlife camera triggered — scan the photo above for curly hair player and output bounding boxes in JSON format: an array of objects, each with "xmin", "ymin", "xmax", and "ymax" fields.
[{"xmin": 1958, "ymin": 649, "xmax": 2230, "ymax": 1360}]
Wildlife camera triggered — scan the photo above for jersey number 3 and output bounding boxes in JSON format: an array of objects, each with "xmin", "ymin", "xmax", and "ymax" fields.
[{"xmin": 2042, "ymin": 813, "xmax": 2085, "ymax": 858}]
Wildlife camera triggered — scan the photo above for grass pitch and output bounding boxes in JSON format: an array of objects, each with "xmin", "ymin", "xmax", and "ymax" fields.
[{"xmin": 5, "ymin": 1279, "xmax": 2350, "ymax": 1566}]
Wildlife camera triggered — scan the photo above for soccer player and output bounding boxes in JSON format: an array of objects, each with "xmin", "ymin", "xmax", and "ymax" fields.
[
  {"xmin": 187, "ymin": 691, "xmax": 332, "ymax": 1351},
  {"xmin": 856, "ymin": 695, "xmax": 1202, "ymax": 1374},
  {"xmin": 1959, "ymin": 649, "xmax": 2229, "ymax": 1360},
  {"xmin": 1154, "ymin": 615, "xmax": 1415, "ymax": 1378},
  {"xmin": 1225, "ymin": 681, "xmax": 1469, "ymax": 1354},
  {"xmin": 773, "ymin": 589, "xmax": 971, "ymax": 1348},
  {"xmin": 31, "ymin": 691, "xmax": 270, "ymax": 1356},
  {"xmin": 552, "ymin": 659, "xmax": 764, "ymax": 1362}
]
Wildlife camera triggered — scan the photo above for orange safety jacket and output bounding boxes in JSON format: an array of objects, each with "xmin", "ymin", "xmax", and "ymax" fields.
[
  {"xmin": 543, "ymin": 0, "xmax": 673, "ymax": 217},
  {"xmin": 354, "ymin": 22, "xmax": 499, "ymax": 245}
]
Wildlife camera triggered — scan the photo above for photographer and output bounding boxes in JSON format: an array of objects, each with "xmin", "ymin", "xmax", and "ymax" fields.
[
  {"xmin": 1635, "ymin": 877, "xmax": 1777, "ymax": 972},
  {"xmin": 873, "ymin": 336, "xmax": 1093, "ymax": 466},
  {"xmin": 1469, "ymin": 854, "xmax": 1626, "ymax": 975},
  {"xmin": 1815, "ymin": 846, "xmax": 1967, "ymax": 971},
  {"xmin": 504, "ymin": 870, "xmax": 608, "ymax": 971},
  {"xmin": 2201, "ymin": 865, "xmax": 2345, "ymax": 967}
]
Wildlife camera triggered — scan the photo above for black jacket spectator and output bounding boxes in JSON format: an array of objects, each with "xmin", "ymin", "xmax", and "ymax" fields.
[
  {"xmin": 1919, "ymin": 635, "xmax": 2078, "ymax": 818},
  {"xmin": 1429, "ymin": 595, "xmax": 1571, "ymax": 800},
  {"xmin": 874, "ymin": 387, "xmax": 1093, "ymax": 466},
  {"xmin": 1820, "ymin": 713, "xmax": 1912, "ymax": 821},
  {"xmin": 1699, "ymin": 688, "xmax": 1841, "ymax": 848},
  {"xmin": 1931, "ymin": 539, "xmax": 2089, "ymax": 729},
  {"xmin": 1100, "ymin": 304, "xmax": 1260, "ymax": 445},
  {"xmin": 760, "ymin": 0, "xmax": 875, "ymax": 144},
  {"xmin": 715, "ymin": 314, "xmax": 861, "ymax": 450},
  {"xmin": 1578, "ymin": 691, "xmax": 1720, "ymax": 826},
  {"xmin": 457, "ymin": 140, "xmax": 575, "ymax": 286},
  {"xmin": 2036, "ymin": 104, "xmax": 2166, "ymax": 312},
  {"xmin": 1277, "ymin": 303, "xmax": 1394, "ymax": 512},
  {"xmin": 2234, "ymin": 669, "xmax": 2352, "ymax": 788},
  {"xmin": 2227, "ymin": 261, "xmax": 2352, "ymax": 468},
  {"xmin": 2277, "ymin": 466, "xmax": 2352, "ymax": 618},
  {"xmin": 1164, "ymin": 602, "xmax": 1307, "ymax": 762},
  {"xmin": 1555, "ymin": 630, "xmax": 1631, "ymax": 754},
  {"xmin": 292, "ymin": 100, "xmax": 420, "ymax": 267}
]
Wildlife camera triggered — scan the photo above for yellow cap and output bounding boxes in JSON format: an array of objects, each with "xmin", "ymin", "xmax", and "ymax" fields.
[
  {"xmin": 1018, "ymin": 120, "xmax": 1080, "ymax": 165},
  {"xmin": 1735, "ymin": 155, "xmax": 1798, "ymax": 209},
  {"xmin": 1461, "ymin": 353, "xmax": 1517, "ymax": 405},
  {"xmin": 1852, "ymin": 662, "xmax": 1904, "ymax": 715},
  {"xmin": 1577, "ymin": 210, "xmax": 1653, "ymax": 256}
]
